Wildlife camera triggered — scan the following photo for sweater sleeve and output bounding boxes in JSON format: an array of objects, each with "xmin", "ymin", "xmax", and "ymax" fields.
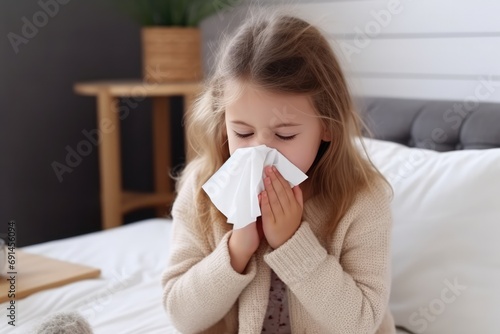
[
  {"xmin": 263, "ymin": 184, "xmax": 393, "ymax": 334},
  {"xmin": 160, "ymin": 175, "xmax": 257, "ymax": 333}
]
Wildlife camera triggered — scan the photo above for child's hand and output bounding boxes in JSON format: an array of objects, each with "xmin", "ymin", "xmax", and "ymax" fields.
[
  {"xmin": 229, "ymin": 215, "xmax": 264, "ymax": 258},
  {"xmin": 260, "ymin": 165, "xmax": 304, "ymax": 249},
  {"xmin": 228, "ymin": 195, "xmax": 265, "ymax": 273}
]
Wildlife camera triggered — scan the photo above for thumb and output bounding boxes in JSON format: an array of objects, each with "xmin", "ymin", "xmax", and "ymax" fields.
[{"xmin": 293, "ymin": 185, "xmax": 303, "ymax": 209}]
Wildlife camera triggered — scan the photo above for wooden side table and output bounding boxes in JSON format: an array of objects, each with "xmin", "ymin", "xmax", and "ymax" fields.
[{"xmin": 74, "ymin": 80, "xmax": 201, "ymax": 230}]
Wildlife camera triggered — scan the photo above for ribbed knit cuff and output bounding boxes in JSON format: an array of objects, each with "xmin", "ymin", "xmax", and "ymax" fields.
[
  {"xmin": 207, "ymin": 230, "xmax": 257, "ymax": 290},
  {"xmin": 264, "ymin": 222, "xmax": 328, "ymax": 285}
]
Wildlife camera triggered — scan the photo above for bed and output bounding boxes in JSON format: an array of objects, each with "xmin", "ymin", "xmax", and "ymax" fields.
[
  {"xmin": 2, "ymin": 97, "xmax": 500, "ymax": 334},
  {"xmin": 3, "ymin": 219, "xmax": 176, "ymax": 334}
]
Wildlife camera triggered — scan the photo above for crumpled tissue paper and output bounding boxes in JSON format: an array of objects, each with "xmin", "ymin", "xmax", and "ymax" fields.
[{"xmin": 202, "ymin": 145, "xmax": 308, "ymax": 229}]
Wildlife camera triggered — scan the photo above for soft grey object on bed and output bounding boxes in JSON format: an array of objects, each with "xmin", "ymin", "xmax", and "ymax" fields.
[
  {"xmin": 31, "ymin": 312, "xmax": 93, "ymax": 334},
  {"xmin": 355, "ymin": 97, "xmax": 500, "ymax": 150}
]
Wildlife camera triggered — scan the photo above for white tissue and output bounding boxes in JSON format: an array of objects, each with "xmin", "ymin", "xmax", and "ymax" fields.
[{"xmin": 202, "ymin": 145, "xmax": 308, "ymax": 229}]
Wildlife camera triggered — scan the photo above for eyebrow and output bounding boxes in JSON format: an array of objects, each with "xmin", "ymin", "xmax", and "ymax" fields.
[{"xmin": 230, "ymin": 120, "xmax": 302, "ymax": 128}]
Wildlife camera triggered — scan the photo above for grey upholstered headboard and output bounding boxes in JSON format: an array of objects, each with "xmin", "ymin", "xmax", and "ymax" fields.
[{"xmin": 355, "ymin": 97, "xmax": 500, "ymax": 151}]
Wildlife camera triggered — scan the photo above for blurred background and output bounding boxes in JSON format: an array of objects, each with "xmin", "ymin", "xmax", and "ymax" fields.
[
  {"xmin": 1, "ymin": 0, "xmax": 188, "ymax": 246},
  {"xmin": 0, "ymin": 0, "xmax": 251, "ymax": 246},
  {"xmin": 2, "ymin": 0, "xmax": 499, "ymax": 246}
]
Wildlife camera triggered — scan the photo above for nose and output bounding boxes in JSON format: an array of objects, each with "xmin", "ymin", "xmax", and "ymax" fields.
[{"xmin": 250, "ymin": 129, "xmax": 274, "ymax": 148}]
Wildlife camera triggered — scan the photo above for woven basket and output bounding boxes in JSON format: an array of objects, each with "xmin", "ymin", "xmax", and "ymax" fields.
[{"xmin": 142, "ymin": 27, "xmax": 202, "ymax": 83}]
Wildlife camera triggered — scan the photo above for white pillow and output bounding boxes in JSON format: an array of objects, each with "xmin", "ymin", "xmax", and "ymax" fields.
[{"xmin": 358, "ymin": 138, "xmax": 500, "ymax": 334}]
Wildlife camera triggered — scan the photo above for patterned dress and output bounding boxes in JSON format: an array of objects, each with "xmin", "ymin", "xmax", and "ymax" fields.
[{"xmin": 261, "ymin": 270, "xmax": 291, "ymax": 333}]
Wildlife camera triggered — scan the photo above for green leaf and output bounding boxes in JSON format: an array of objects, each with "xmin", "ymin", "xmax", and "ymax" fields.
[
  {"xmin": 190, "ymin": 0, "xmax": 241, "ymax": 26},
  {"xmin": 104, "ymin": 0, "xmax": 243, "ymax": 27}
]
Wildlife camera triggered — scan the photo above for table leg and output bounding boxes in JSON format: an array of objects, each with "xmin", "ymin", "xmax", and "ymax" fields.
[
  {"xmin": 97, "ymin": 93, "xmax": 122, "ymax": 229},
  {"xmin": 152, "ymin": 97, "xmax": 171, "ymax": 217}
]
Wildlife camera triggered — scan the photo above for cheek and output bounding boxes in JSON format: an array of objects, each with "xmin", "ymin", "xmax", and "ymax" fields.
[
  {"xmin": 227, "ymin": 135, "xmax": 243, "ymax": 156},
  {"xmin": 280, "ymin": 141, "xmax": 320, "ymax": 173},
  {"xmin": 228, "ymin": 141, "xmax": 236, "ymax": 156}
]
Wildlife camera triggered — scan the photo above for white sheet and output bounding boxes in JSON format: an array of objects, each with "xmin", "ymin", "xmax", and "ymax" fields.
[
  {"xmin": 1, "ymin": 218, "xmax": 409, "ymax": 334},
  {"xmin": 0, "ymin": 219, "xmax": 178, "ymax": 334}
]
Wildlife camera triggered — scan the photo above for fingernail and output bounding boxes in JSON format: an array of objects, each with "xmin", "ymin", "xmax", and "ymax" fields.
[{"xmin": 272, "ymin": 166, "xmax": 277, "ymax": 173}]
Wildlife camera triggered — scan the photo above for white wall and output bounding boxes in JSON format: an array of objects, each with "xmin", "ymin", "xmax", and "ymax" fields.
[{"xmin": 201, "ymin": 0, "xmax": 500, "ymax": 102}]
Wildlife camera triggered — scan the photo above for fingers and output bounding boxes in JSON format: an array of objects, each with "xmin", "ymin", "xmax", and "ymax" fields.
[
  {"xmin": 261, "ymin": 165, "xmax": 303, "ymax": 224},
  {"xmin": 260, "ymin": 190, "xmax": 275, "ymax": 223},
  {"xmin": 264, "ymin": 173, "xmax": 283, "ymax": 217},
  {"xmin": 259, "ymin": 166, "xmax": 305, "ymax": 249},
  {"xmin": 270, "ymin": 166, "xmax": 295, "ymax": 204},
  {"xmin": 264, "ymin": 166, "xmax": 294, "ymax": 209},
  {"xmin": 292, "ymin": 185, "xmax": 304, "ymax": 209},
  {"xmin": 265, "ymin": 167, "xmax": 284, "ymax": 214}
]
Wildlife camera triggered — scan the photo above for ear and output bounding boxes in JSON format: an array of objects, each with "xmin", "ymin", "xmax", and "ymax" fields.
[{"xmin": 321, "ymin": 125, "xmax": 332, "ymax": 142}]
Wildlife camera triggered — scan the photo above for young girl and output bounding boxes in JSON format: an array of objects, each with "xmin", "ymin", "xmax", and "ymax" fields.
[{"xmin": 161, "ymin": 9, "xmax": 396, "ymax": 334}]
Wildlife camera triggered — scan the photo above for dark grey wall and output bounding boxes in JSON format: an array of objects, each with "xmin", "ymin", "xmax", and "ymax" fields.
[{"xmin": 1, "ymin": 0, "xmax": 186, "ymax": 246}]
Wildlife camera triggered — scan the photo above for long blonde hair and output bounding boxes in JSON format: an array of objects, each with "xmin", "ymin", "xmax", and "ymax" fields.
[{"xmin": 170, "ymin": 9, "xmax": 392, "ymax": 247}]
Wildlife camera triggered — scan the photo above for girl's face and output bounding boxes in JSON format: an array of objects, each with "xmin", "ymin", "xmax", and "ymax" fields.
[{"xmin": 224, "ymin": 81, "xmax": 331, "ymax": 174}]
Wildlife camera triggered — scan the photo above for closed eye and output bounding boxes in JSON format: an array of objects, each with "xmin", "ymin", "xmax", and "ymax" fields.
[
  {"xmin": 233, "ymin": 132, "xmax": 296, "ymax": 141},
  {"xmin": 276, "ymin": 134, "xmax": 296, "ymax": 141},
  {"xmin": 233, "ymin": 132, "xmax": 252, "ymax": 138}
]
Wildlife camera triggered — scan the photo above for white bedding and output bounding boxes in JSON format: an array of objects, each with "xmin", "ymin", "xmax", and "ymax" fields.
[
  {"xmin": 0, "ymin": 219, "xmax": 178, "ymax": 334},
  {"xmin": 1, "ymin": 217, "xmax": 411, "ymax": 334}
]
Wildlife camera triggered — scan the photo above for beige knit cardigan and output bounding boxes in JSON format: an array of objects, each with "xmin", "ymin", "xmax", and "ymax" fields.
[{"xmin": 161, "ymin": 173, "xmax": 396, "ymax": 334}]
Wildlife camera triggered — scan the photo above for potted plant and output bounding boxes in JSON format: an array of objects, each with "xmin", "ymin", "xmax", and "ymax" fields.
[{"xmin": 114, "ymin": 0, "xmax": 241, "ymax": 83}]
